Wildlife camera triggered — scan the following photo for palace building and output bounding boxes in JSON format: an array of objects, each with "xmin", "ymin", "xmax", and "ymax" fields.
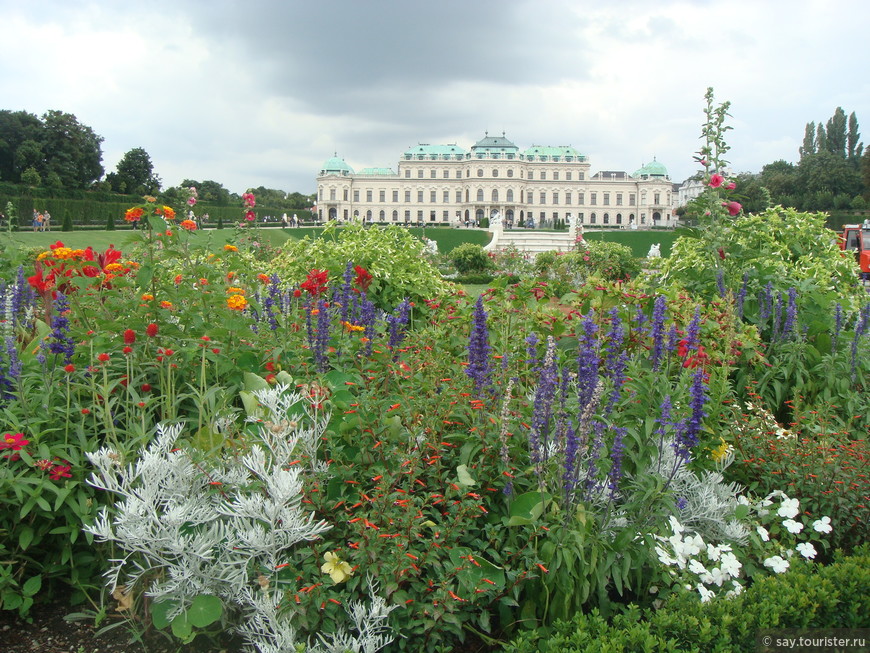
[{"xmin": 316, "ymin": 132, "xmax": 673, "ymax": 228}]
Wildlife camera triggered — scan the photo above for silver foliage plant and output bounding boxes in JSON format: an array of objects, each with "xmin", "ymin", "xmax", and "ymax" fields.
[{"xmin": 86, "ymin": 384, "xmax": 396, "ymax": 653}]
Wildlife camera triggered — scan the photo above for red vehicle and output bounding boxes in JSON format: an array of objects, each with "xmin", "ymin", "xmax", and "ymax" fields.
[{"xmin": 840, "ymin": 221, "xmax": 870, "ymax": 280}]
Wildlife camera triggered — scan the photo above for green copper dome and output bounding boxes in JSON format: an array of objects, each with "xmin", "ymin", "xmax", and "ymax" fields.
[
  {"xmin": 321, "ymin": 155, "xmax": 354, "ymax": 175},
  {"xmin": 632, "ymin": 158, "xmax": 669, "ymax": 179}
]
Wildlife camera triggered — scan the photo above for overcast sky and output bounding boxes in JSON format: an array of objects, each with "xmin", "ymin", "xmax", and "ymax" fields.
[{"xmin": 2, "ymin": 0, "xmax": 867, "ymax": 195}]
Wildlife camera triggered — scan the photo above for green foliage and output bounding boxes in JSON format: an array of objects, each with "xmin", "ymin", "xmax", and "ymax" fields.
[
  {"xmin": 660, "ymin": 206, "xmax": 865, "ymax": 317},
  {"xmin": 533, "ymin": 240, "xmax": 640, "ymax": 288},
  {"xmin": 271, "ymin": 223, "xmax": 452, "ymax": 308},
  {"xmin": 449, "ymin": 242, "xmax": 493, "ymax": 274},
  {"xmin": 21, "ymin": 166, "xmax": 41, "ymax": 187},
  {"xmin": 501, "ymin": 546, "xmax": 870, "ymax": 652},
  {"xmin": 61, "ymin": 211, "xmax": 73, "ymax": 232},
  {"xmin": 105, "ymin": 212, "xmax": 115, "ymax": 231}
]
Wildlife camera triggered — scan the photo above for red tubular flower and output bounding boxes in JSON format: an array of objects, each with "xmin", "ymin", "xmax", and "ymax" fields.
[
  {"xmin": 353, "ymin": 265, "xmax": 373, "ymax": 292},
  {"xmin": 123, "ymin": 329, "xmax": 136, "ymax": 345},
  {"xmin": 300, "ymin": 269, "xmax": 329, "ymax": 296}
]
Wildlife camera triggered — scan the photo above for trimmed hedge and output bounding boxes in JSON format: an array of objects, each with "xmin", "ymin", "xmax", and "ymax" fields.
[{"xmin": 501, "ymin": 545, "xmax": 870, "ymax": 652}]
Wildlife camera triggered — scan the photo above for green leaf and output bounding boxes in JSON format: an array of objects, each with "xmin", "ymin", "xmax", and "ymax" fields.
[
  {"xmin": 734, "ymin": 503, "xmax": 750, "ymax": 520},
  {"xmin": 171, "ymin": 613, "xmax": 193, "ymax": 641},
  {"xmin": 150, "ymin": 599, "xmax": 178, "ymax": 630},
  {"xmin": 187, "ymin": 594, "xmax": 222, "ymax": 628},
  {"xmin": 18, "ymin": 527, "xmax": 34, "ymax": 551},
  {"xmin": 456, "ymin": 464, "xmax": 476, "ymax": 488},
  {"xmin": 22, "ymin": 576, "xmax": 42, "ymax": 597},
  {"xmin": 243, "ymin": 372, "xmax": 270, "ymax": 392},
  {"xmin": 508, "ymin": 490, "xmax": 552, "ymax": 523}
]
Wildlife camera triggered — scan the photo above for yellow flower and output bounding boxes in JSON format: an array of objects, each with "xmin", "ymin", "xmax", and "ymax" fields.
[
  {"xmin": 227, "ymin": 294, "xmax": 248, "ymax": 311},
  {"xmin": 321, "ymin": 551, "xmax": 353, "ymax": 584},
  {"xmin": 226, "ymin": 286, "xmax": 245, "ymax": 295},
  {"xmin": 341, "ymin": 321, "xmax": 365, "ymax": 332},
  {"xmin": 104, "ymin": 263, "xmax": 124, "ymax": 273},
  {"xmin": 711, "ymin": 437, "xmax": 732, "ymax": 463},
  {"xmin": 52, "ymin": 247, "xmax": 74, "ymax": 260}
]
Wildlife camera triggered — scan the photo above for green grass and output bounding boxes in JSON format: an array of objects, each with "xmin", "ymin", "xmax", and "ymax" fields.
[{"xmin": 582, "ymin": 229, "xmax": 678, "ymax": 257}]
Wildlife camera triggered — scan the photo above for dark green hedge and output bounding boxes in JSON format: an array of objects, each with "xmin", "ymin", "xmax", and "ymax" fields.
[{"xmin": 501, "ymin": 546, "xmax": 870, "ymax": 653}]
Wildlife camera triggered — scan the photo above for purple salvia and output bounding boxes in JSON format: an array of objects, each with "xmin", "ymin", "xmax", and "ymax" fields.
[
  {"xmin": 758, "ymin": 282, "xmax": 774, "ymax": 327},
  {"xmin": 607, "ymin": 427, "xmax": 627, "ymax": 499},
  {"xmin": 650, "ymin": 295, "xmax": 667, "ymax": 371},
  {"xmin": 603, "ymin": 308, "xmax": 627, "ymax": 414},
  {"xmin": 5, "ymin": 336, "xmax": 20, "ymax": 380},
  {"xmin": 386, "ymin": 298, "xmax": 412, "ymax": 353},
  {"xmin": 562, "ymin": 419, "xmax": 579, "ymax": 504},
  {"xmin": 304, "ymin": 298, "xmax": 315, "ymax": 354},
  {"xmin": 529, "ymin": 336, "xmax": 558, "ymax": 465},
  {"xmin": 576, "ymin": 311, "xmax": 599, "ymax": 408},
  {"xmin": 832, "ymin": 303, "xmax": 843, "ymax": 354},
  {"xmin": 338, "ymin": 261, "xmax": 354, "ymax": 325},
  {"xmin": 666, "ymin": 324, "xmax": 680, "ymax": 356},
  {"xmin": 465, "ymin": 296, "xmax": 493, "ymax": 396},
  {"xmin": 771, "ymin": 291, "xmax": 783, "ymax": 341},
  {"xmin": 781, "ymin": 287, "xmax": 798, "ymax": 340},
  {"xmin": 715, "ymin": 267, "xmax": 726, "ymax": 298},
  {"xmin": 357, "ymin": 293, "xmax": 377, "ymax": 357},
  {"xmin": 47, "ymin": 293, "xmax": 75, "ymax": 363},
  {"xmin": 735, "ymin": 272, "xmax": 749, "ymax": 319},
  {"xmin": 584, "ymin": 420, "xmax": 606, "ymax": 499},
  {"xmin": 633, "ymin": 304, "xmax": 647, "ymax": 336},
  {"xmin": 525, "ymin": 332, "xmax": 540, "ymax": 371},
  {"xmin": 674, "ymin": 369, "xmax": 708, "ymax": 464},
  {"xmin": 685, "ymin": 306, "xmax": 701, "ymax": 351},
  {"xmin": 850, "ymin": 303, "xmax": 869, "ymax": 381}
]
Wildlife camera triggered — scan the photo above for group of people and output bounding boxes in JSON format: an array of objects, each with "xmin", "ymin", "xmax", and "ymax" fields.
[
  {"xmin": 280, "ymin": 213, "xmax": 300, "ymax": 228},
  {"xmin": 32, "ymin": 209, "xmax": 51, "ymax": 231}
]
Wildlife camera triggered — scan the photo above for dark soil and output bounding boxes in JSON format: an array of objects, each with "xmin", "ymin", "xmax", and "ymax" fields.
[{"xmin": 0, "ymin": 589, "xmax": 230, "ymax": 653}]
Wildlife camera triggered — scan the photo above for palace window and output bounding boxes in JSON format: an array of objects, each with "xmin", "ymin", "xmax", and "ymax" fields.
[
  {"xmin": 431, "ymin": 169, "xmax": 436, "ymax": 178},
  {"xmin": 616, "ymin": 193, "xmax": 623, "ymax": 206},
  {"xmin": 353, "ymin": 190, "xmax": 359, "ymax": 202},
  {"xmin": 566, "ymin": 172, "xmax": 572, "ymax": 181},
  {"xmin": 476, "ymin": 189, "xmax": 484, "ymax": 201},
  {"xmin": 443, "ymin": 190, "xmax": 449, "ymax": 203},
  {"xmin": 506, "ymin": 189, "xmax": 514, "ymax": 202},
  {"xmin": 492, "ymin": 189, "xmax": 499, "ymax": 202},
  {"xmin": 507, "ymin": 169, "xmax": 514, "ymax": 177},
  {"xmin": 329, "ymin": 188, "xmax": 336, "ymax": 200},
  {"xmin": 344, "ymin": 189, "xmax": 348, "ymax": 201},
  {"xmin": 417, "ymin": 190, "xmax": 424, "ymax": 202},
  {"xmin": 477, "ymin": 169, "xmax": 484, "ymax": 177},
  {"xmin": 539, "ymin": 191, "xmax": 546, "ymax": 204},
  {"xmin": 629, "ymin": 193, "xmax": 636, "ymax": 206},
  {"xmin": 392, "ymin": 210, "xmax": 398, "ymax": 221},
  {"xmin": 553, "ymin": 171, "xmax": 559, "ymax": 180},
  {"xmin": 404, "ymin": 190, "xmax": 411, "ymax": 202},
  {"xmin": 417, "ymin": 170, "xmax": 423, "ymax": 178},
  {"xmin": 379, "ymin": 190, "xmax": 385, "ymax": 202},
  {"xmin": 603, "ymin": 193, "xmax": 610, "ymax": 206},
  {"xmin": 553, "ymin": 192, "xmax": 559, "ymax": 204},
  {"xmin": 590, "ymin": 192, "xmax": 597, "ymax": 205},
  {"xmin": 565, "ymin": 191, "xmax": 572, "ymax": 204},
  {"xmin": 492, "ymin": 169, "xmax": 499, "ymax": 177},
  {"xmin": 405, "ymin": 169, "xmax": 410, "ymax": 178},
  {"xmin": 430, "ymin": 190, "xmax": 436, "ymax": 203},
  {"xmin": 392, "ymin": 190, "xmax": 399, "ymax": 202},
  {"xmin": 456, "ymin": 190, "xmax": 462, "ymax": 202},
  {"xmin": 540, "ymin": 171, "xmax": 546, "ymax": 180}
]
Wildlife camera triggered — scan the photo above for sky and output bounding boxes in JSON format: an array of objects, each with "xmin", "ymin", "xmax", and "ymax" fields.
[{"xmin": 2, "ymin": 0, "xmax": 868, "ymax": 195}]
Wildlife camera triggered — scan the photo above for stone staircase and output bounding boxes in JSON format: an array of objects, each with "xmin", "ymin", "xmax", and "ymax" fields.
[{"xmin": 485, "ymin": 229, "xmax": 576, "ymax": 255}]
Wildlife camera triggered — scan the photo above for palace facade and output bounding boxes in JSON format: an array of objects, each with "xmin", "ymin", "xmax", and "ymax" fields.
[{"xmin": 316, "ymin": 133, "xmax": 673, "ymax": 228}]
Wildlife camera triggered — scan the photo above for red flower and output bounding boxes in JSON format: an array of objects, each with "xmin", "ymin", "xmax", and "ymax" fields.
[
  {"xmin": 300, "ymin": 269, "xmax": 328, "ymax": 296},
  {"xmin": 722, "ymin": 201, "xmax": 742, "ymax": 216},
  {"xmin": 49, "ymin": 462, "xmax": 72, "ymax": 481},
  {"xmin": 708, "ymin": 173, "xmax": 724, "ymax": 188},
  {"xmin": 141, "ymin": 383, "xmax": 152, "ymax": 392},
  {"xmin": 97, "ymin": 353, "xmax": 110, "ymax": 363},
  {"xmin": 123, "ymin": 329, "xmax": 136, "ymax": 345},
  {"xmin": 245, "ymin": 210, "xmax": 256, "ymax": 222},
  {"xmin": 293, "ymin": 289, "xmax": 302, "ymax": 298},
  {"xmin": 122, "ymin": 346, "xmax": 133, "ymax": 355},
  {"xmin": 718, "ymin": 247, "xmax": 726, "ymax": 260},
  {"xmin": 1, "ymin": 432, "xmax": 29, "ymax": 451},
  {"xmin": 64, "ymin": 364, "xmax": 76, "ymax": 373},
  {"xmin": 81, "ymin": 408, "xmax": 90, "ymax": 415},
  {"xmin": 146, "ymin": 323, "xmax": 158, "ymax": 337},
  {"xmin": 725, "ymin": 182, "xmax": 736, "ymax": 190},
  {"xmin": 353, "ymin": 265, "xmax": 373, "ymax": 292}
]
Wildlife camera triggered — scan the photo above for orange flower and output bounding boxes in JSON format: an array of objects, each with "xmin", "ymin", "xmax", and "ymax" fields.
[
  {"xmin": 180, "ymin": 219, "xmax": 197, "ymax": 231},
  {"xmin": 141, "ymin": 293, "xmax": 154, "ymax": 301},
  {"xmin": 223, "ymin": 244, "xmax": 238, "ymax": 252},
  {"xmin": 257, "ymin": 273, "xmax": 270, "ymax": 284},
  {"xmin": 125, "ymin": 207, "xmax": 144, "ymax": 223},
  {"xmin": 226, "ymin": 286, "xmax": 245, "ymax": 295},
  {"xmin": 227, "ymin": 295, "xmax": 248, "ymax": 311},
  {"xmin": 157, "ymin": 206, "xmax": 176, "ymax": 220},
  {"xmin": 160, "ymin": 300, "xmax": 173, "ymax": 309}
]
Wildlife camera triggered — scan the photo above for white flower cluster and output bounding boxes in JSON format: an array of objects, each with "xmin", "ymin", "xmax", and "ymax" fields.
[
  {"xmin": 86, "ymin": 384, "xmax": 395, "ymax": 653},
  {"xmin": 655, "ymin": 490, "xmax": 833, "ymax": 604}
]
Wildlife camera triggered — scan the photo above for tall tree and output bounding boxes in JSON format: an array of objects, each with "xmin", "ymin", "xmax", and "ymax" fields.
[
  {"xmin": 815, "ymin": 123, "xmax": 827, "ymax": 153},
  {"xmin": 847, "ymin": 111, "xmax": 863, "ymax": 163},
  {"xmin": 110, "ymin": 147, "xmax": 160, "ymax": 195},
  {"xmin": 40, "ymin": 110, "xmax": 104, "ymax": 189},
  {"xmin": 0, "ymin": 110, "xmax": 42, "ymax": 182},
  {"xmin": 799, "ymin": 121, "xmax": 816, "ymax": 159},
  {"xmin": 825, "ymin": 107, "xmax": 847, "ymax": 157}
]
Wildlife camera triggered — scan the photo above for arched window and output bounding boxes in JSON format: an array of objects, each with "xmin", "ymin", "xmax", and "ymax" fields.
[
  {"xmin": 590, "ymin": 212, "xmax": 597, "ymax": 224},
  {"xmin": 492, "ymin": 189, "xmax": 499, "ymax": 202},
  {"xmin": 603, "ymin": 213, "xmax": 609, "ymax": 224},
  {"xmin": 506, "ymin": 189, "xmax": 514, "ymax": 202},
  {"xmin": 477, "ymin": 169, "xmax": 484, "ymax": 177},
  {"xmin": 492, "ymin": 169, "xmax": 499, "ymax": 177},
  {"xmin": 616, "ymin": 213, "xmax": 622, "ymax": 224},
  {"xmin": 379, "ymin": 210, "xmax": 385, "ymax": 221},
  {"xmin": 392, "ymin": 210, "xmax": 398, "ymax": 221},
  {"xmin": 476, "ymin": 189, "xmax": 484, "ymax": 202}
]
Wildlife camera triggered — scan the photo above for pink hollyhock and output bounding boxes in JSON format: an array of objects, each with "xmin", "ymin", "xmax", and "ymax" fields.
[
  {"xmin": 726, "ymin": 182, "xmax": 736, "ymax": 190},
  {"xmin": 708, "ymin": 174, "xmax": 724, "ymax": 188},
  {"xmin": 245, "ymin": 210, "xmax": 256, "ymax": 221},
  {"xmin": 722, "ymin": 201, "xmax": 742, "ymax": 216}
]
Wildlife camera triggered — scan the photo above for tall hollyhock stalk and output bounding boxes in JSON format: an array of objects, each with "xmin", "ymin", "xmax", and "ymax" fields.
[{"xmin": 465, "ymin": 296, "xmax": 493, "ymax": 397}]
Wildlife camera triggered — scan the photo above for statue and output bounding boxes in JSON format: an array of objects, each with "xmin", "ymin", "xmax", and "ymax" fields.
[
  {"xmin": 647, "ymin": 243, "xmax": 661, "ymax": 259},
  {"xmin": 490, "ymin": 211, "xmax": 503, "ymax": 227}
]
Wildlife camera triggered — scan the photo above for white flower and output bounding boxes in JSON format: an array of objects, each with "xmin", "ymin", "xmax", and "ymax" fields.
[
  {"xmin": 696, "ymin": 583, "xmax": 715, "ymax": 603},
  {"xmin": 782, "ymin": 518, "xmax": 804, "ymax": 534},
  {"xmin": 796, "ymin": 542, "xmax": 817, "ymax": 559},
  {"xmin": 777, "ymin": 497, "xmax": 800, "ymax": 519},
  {"xmin": 763, "ymin": 555, "xmax": 790, "ymax": 574},
  {"xmin": 668, "ymin": 515, "xmax": 684, "ymax": 535},
  {"xmin": 706, "ymin": 544, "xmax": 727, "ymax": 561},
  {"xmin": 725, "ymin": 580, "xmax": 744, "ymax": 598},
  {"xmin": 737, "ymin": 495, "xmax": 751, "ymax": 506},
  {"xmin": 708, "ymin": 567, "xmax": 729, "ymax": 587},
  {"xmin": 682, "ymin": 534, "xmax": 704, "ymax": 557},
  {"xmin": 756, "ymin": 525, "xmax": 770, "ymax": 542},
  {"xmin": 719, "ymin": 552, "xmax": 742, "ymax": 577},
  {"xmin": 812, "ymin": 516, "xmax": 833, "ymax": 534},
  {"xmin": 688, "ymin": 559, "xmax": 708, "ymax": 576}
]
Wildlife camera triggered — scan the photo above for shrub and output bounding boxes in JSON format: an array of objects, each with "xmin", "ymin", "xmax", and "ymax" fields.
[
  {"xmin": 449, "ymin": 242, "xmax": 493, "ymax": 274},
  {"xmin": 500, "ymin": 545, "xmax": 870, "ymax": 652}
]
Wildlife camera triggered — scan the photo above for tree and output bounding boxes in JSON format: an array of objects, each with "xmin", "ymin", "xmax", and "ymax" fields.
[
  {"xmin": 847, "ymin": 111, "xmax": 863, "ymax": 163},
  {"xmin": 798, "ymin": 151, "xmax": 862, "ymax": 201},
  {"xmin": 21, "ymin": 166, "xmax": 41, "ymax": 187},
  {"xmin": 733, "ymin": 173, "xmax": 771, "ymax": 214},
  {"xmin": 40, "ymin": 110, "xmax": 104, "ymax": 189},
  {"xmin": 113, "ymin": 147, "xmax": 160, "ymax": 195},
  {"xmin": 799, "ymin": 121, "xmax": 816, "ymax": 159},
  {"xmin": 759, "ymin": 160, "xmax": 798, "ymax": 204},
  {"xmin": 815, "ymin": 123, "xmax": 827, "ymax": 153},
  {"xmin": 181, "ymin": 179, "xmax": 231, "ymax": 204},
  {"xmin": 825, "ymin": 107, "xmax": 847, "ymax": 157},
  {"xmin": 0, "ymin": 110, "xmax": 42, "ymax": 182}
]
